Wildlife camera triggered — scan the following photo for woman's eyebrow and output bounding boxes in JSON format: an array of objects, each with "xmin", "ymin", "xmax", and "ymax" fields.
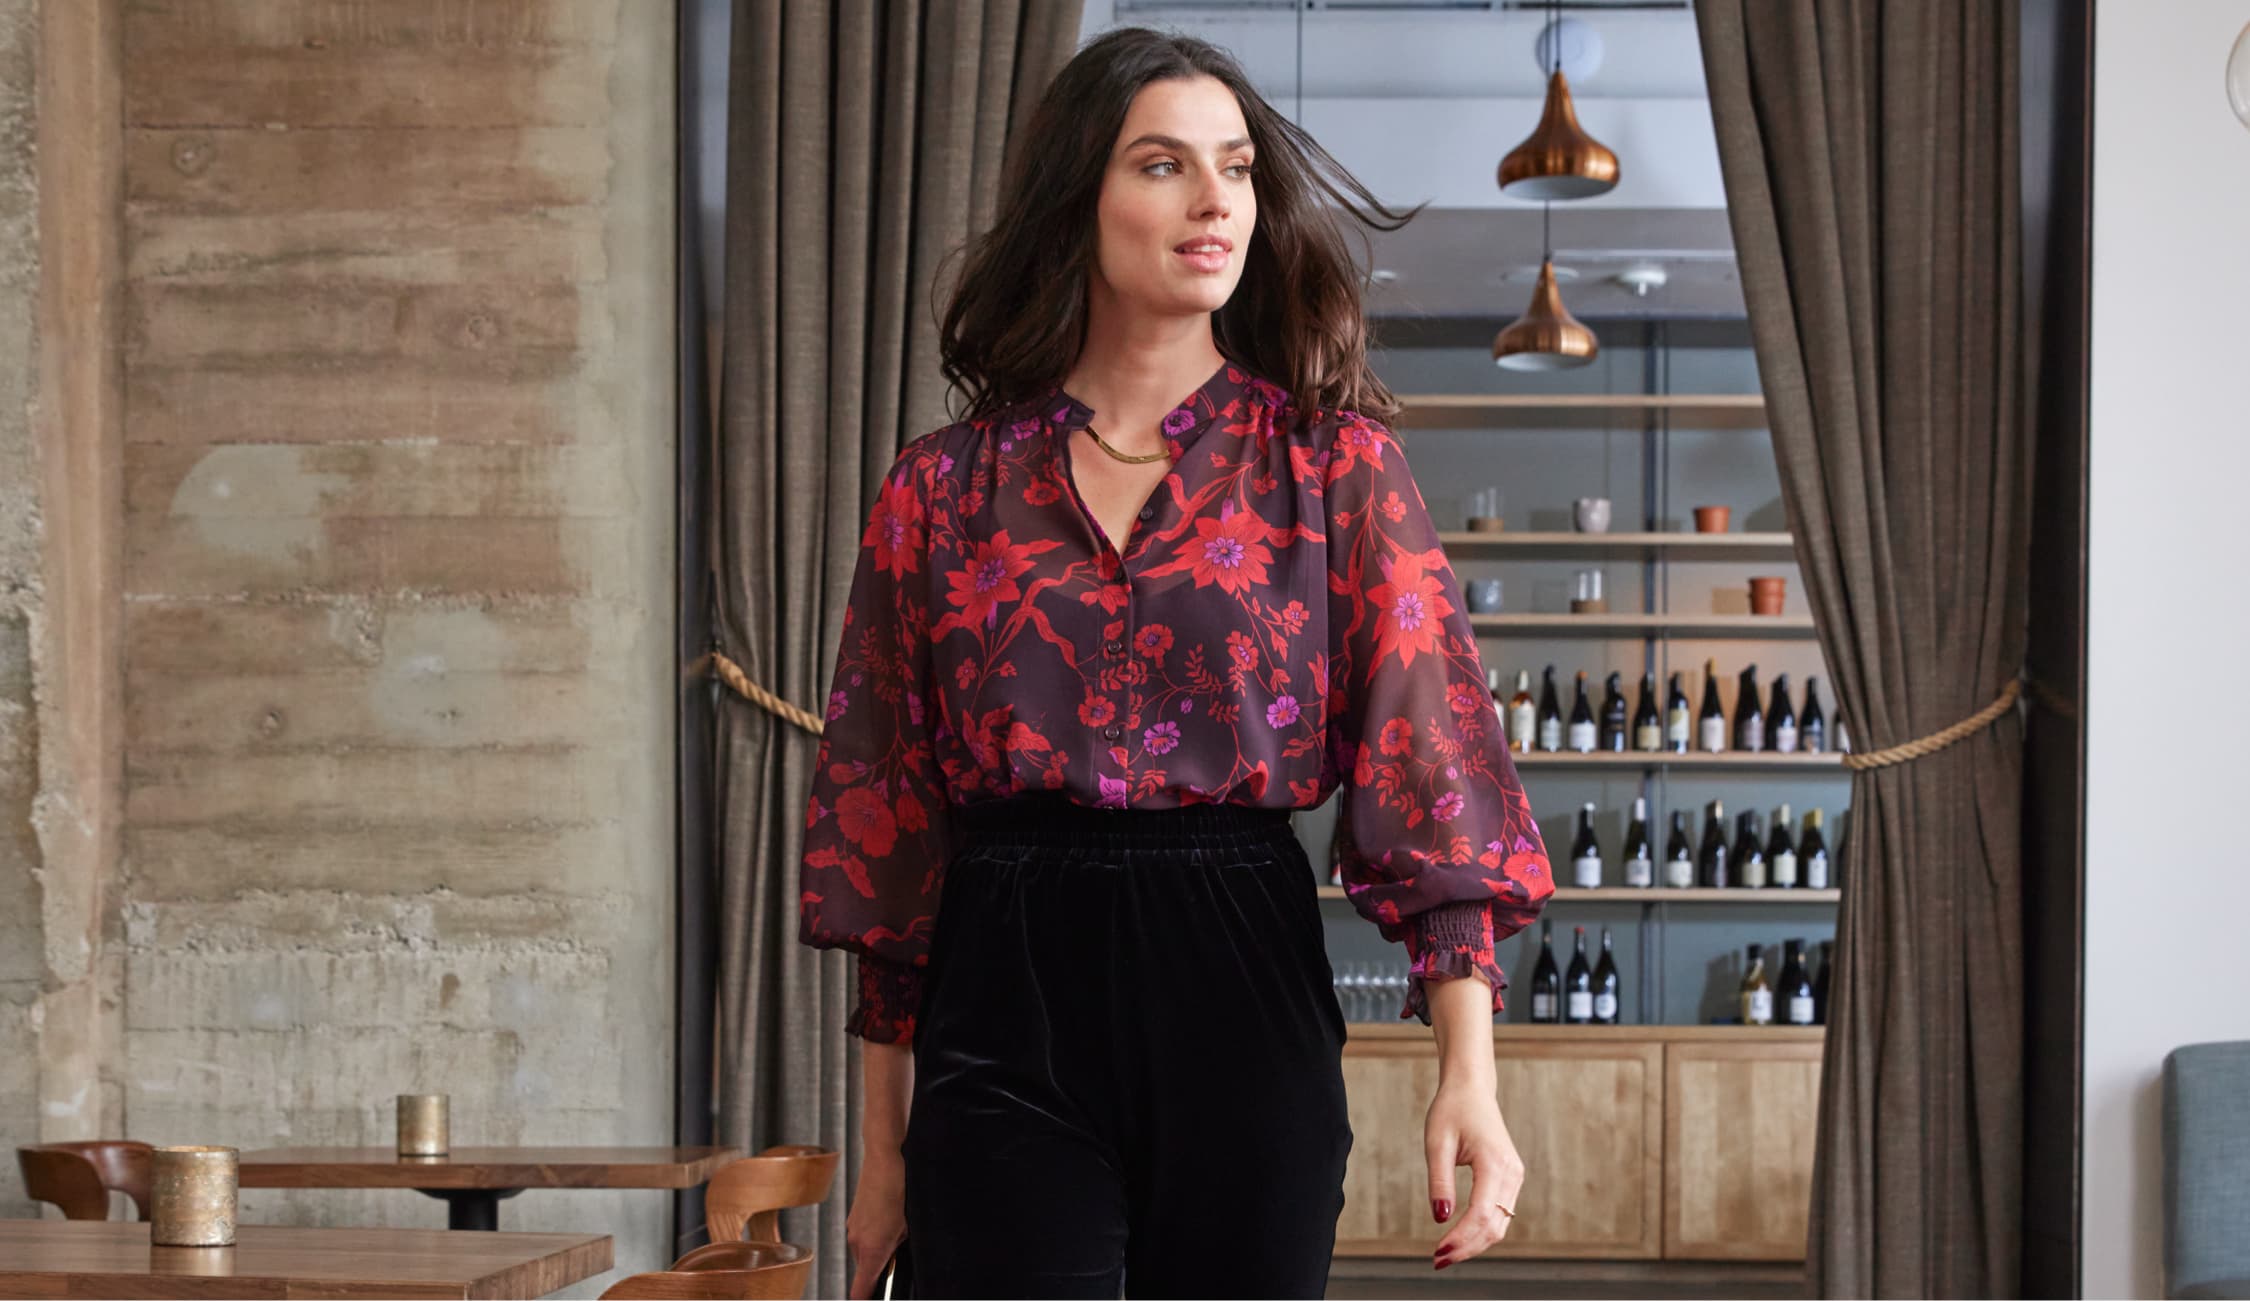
[{"xmin": 1123, "ymin": 133, "xmax": 1255, "ymax": 154}]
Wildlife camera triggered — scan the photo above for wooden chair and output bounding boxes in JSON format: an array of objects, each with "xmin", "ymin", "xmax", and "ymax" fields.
[
  {"xmin": 16, "ymin": 1141, "xmax": 155, "ymax": 1221},
  {"xmin": 598, "ymin": 1241, "xmax": 811, "ymax": 1300},
  {"xmin": 704, "ymin": 1144, "xmax": 840, "ymax": 1246}
]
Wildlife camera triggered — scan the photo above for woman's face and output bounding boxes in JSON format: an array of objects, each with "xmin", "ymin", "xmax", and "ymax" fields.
[{"xmin": 1091, "ymin": 75, "xmax": 1257, "ymax": 323}]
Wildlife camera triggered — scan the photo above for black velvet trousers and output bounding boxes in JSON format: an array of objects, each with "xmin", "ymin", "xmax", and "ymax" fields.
[{"xmin": 895, "ymin": 793, "xmax": 1353, "ymax": 1299}]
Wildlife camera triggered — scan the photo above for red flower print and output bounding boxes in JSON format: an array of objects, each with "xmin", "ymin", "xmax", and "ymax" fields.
[
  {"xmin": 1446, "ymin": 682, "xmax": 1483, "ymax": 716},
  {"xmin": 1379, "ymin": 717, "xmax": 1414, "ymax": 757},
  {"xmin": 1135, "ymin": 624, "xmax": 1174, "ymax": 659},
  {"xmin": 1279, "ymin": 600, "xmax": 1308, "ymax": 634},
  {"xmin": 835, "ymin": 786, "xmax": 898, "ymax": 859},
  {"xmin": 1379, "ymin": 489, "xmax": 1408, "ymax": 524},
  {"xmin": 1078, "ymin": 696, "xmax": 1116, "ymax": 726},
  {"xmin": 1365, "ymin": 548, "xmax": 1452, "ymax": 668},
  {"xmin": 1024, "ymin": 478, "xmax": 1062, "ymax": 506},
  {"xmin": 1148, "ymin": 498, "xmax": 1273, "ymax": 595},
  {"xmin": 937, "ymin": 529, "xmax": 1054, "ymax": 635},
  {"xmin": 864, "ymin": 476, "xmax": 926, "ymax": 582},
  {"xmin": 1227, "ymin": 629, "xmax": 1258, "ymax": 669}
]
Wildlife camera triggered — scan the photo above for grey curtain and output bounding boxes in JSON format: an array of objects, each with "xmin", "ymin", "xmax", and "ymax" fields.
[
  {"xmin": 1694, "ymin": 3, "xmax": 2031, "ymax": 1296},
  {"xmin": 712, "ymin": 3, "xmax": 1082, "ymax": 1295}
]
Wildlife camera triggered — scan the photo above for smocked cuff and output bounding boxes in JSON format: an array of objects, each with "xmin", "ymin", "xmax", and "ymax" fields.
[
  {"xmin": 846, "ymin": 953, "xmax": 925, "ymax": 1045},
  {"xmin": 1401, "ymin": 899, "xmax": 1506, "ymax": 1025}
]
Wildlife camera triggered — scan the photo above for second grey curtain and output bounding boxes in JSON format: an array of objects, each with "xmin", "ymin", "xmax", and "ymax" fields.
[
  {"xmin": 712, "ymin": 3, "xmax": 1082, "ymax": 1296},
  {"xmin": 1694, "ymin": 2, "xmax": 2032, "ymax": 1296}
]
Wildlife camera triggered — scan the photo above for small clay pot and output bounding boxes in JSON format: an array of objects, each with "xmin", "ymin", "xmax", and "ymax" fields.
[
  {"xmin": 1693, "ymin": 505, "xmax": 1732, "ymax": 534},
  {"xmin": 1748, "ymin": 575, "xmax": 1788, "ymax": 615}
]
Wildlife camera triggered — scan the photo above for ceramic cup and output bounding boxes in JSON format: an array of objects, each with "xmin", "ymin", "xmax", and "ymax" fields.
[
  {"xmin": 1748, "ymin": 576, "xmax": 1788, "ymax": 616},
  {"xmin": 1573, "ymin": 497, "xmax": 1612, "ymax": 533},
  {"xmin": 1693, "ymin": 505, "xmax": 1732, "ymax": 534},
  {"xmin": 1466, "ymin": 578, "xmax": 1504, "ymax": 613}
]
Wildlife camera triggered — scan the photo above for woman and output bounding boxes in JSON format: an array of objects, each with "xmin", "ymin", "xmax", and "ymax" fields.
[{"xmin": 797, "ymin": 26, "xmax": 1553, "ymax": 1300}]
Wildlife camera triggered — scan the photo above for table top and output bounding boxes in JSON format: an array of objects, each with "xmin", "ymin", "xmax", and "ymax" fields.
[
  {"xmin": 237, "ymin": 1144, "xmax": 743, "ymax": 1190},
  {"xmin": 0, "ymin": 1220, "xmax": 612, "ymax": 1300}
]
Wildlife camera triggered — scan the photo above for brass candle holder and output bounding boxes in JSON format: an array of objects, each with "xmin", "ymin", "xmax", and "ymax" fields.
[
  {"xmin": 397, "ymin": 1093, "xmax": 450, "ymax": 1156},
  {"xmin": 150, "ymin": 1145, "xmax": 238, "ymax": 1247}
]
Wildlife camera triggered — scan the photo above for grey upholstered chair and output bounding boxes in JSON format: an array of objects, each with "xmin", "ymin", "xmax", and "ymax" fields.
[{"xmin": 2163, "ymin": 1041, "xmax": 2250, "ymax": 1299}]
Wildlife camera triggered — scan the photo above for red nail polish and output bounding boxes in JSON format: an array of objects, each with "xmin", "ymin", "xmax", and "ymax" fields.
[{"xmin": 1433, "ymin": 1198, "xmax": 1452, "ymax": 1223}]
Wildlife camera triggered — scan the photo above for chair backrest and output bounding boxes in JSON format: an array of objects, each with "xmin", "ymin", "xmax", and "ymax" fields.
[
  {"xmin": 704, "ymin": 1145, "xmax": 839, "ymax": 1247},
  {"xmin": 16, "ymin": 1141, "xmax": 155, "ymax": 1221},
  {"xmin": 598, "ymin": 1241, "xmax": 812, "ymax": 1300},
  {"xmin": 2163, "ymin": 1041, "xmax": 2250, "ymax": 1297}
]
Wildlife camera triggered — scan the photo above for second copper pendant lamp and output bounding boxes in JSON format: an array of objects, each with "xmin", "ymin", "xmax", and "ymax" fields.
[{"xmin": 1494, "ymin": 0, "xmax": 1617, "ymax": 372}]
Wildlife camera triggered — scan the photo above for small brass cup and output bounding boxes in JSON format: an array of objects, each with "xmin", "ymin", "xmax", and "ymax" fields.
[
  {"xmin": 398, "ymin": 1093, "xmax": 450, "ymax": 1156},
  {"xmin": 150, "ymin": 1146, "xmax": 238, "ymax": 1247}
]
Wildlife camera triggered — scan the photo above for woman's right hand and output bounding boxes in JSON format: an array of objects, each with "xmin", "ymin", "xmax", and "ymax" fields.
[{"xmin": 846, "ymin": 1147, "xmax": 909, "ymax": 1299}]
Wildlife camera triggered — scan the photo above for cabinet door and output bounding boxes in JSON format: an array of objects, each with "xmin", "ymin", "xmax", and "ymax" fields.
[
  {"xmin": 1662, "ymin": 1039, "xmax": 1823, "ymax": 1260},
  {"xmin": 1335, "ymin": 1038, "xmax": 1663, "ymax": 1259}
]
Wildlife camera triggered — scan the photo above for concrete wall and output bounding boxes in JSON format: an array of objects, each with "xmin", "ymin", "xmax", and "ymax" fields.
[
  {"xmin": 1, "ymin": 0, "xmax": 678, "ymax": 1287},
  {"xmin": 2084, "ymin": 2, "xmax": 2250, "ymax": 1295}
]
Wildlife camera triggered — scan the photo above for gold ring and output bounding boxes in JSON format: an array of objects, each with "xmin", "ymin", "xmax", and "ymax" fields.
[{"xmin": 1496, "ymin": 1203, "xmax": 1515, "ymax": 1218}]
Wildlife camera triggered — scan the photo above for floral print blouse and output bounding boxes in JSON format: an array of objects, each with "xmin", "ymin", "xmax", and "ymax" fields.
[{"xmin": 797, "ymin": 357, "xmax": 1554, "ymax": 1045}]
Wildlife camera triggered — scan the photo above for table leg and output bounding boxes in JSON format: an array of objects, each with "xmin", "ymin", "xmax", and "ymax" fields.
[{"xmin": 416, "ymin": 1187, "xmax": 525, "ymax": 1231}]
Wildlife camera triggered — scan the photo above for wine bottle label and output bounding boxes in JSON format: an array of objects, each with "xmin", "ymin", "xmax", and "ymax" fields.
[
  {"xmin": 1740, "ymin": 719, "xmax": 1765, "ymax": 750},
  {"xmin": 1699, "ymin": 717, "xmax": 1725, "ymax": 751},
  {"xmin": 1774, "ymin": 721, "xmax": 1800, "ymax": 753},
  {"xmin": 1806, "ymin": 852, "xmax": 1829, "ymax": 889},
  {"xmin": 1788, "ymin": 994, "xmax": 1816, "ymax": 1025},
  {"xmin": 1573, "ymin": 855, "xmax": 1603, "ymax": 889},
  {"xmin": 1532, "ymin": 993, "xmax": 1556, "ymax": 1020},
  {"xmin": 1742, "ymin": 989, "xmax": 1774, "ymax": 1024},
  {"xmin": 1625, "ymin": 853, "xmax": 1653, "ymax": 888},
  {"xmin": 1667, "ymin": 709, "xmax": 1690, "ymax": 745},
  {"xmin": 1568, "ymin": 721, "xmax": 1596, "ymax": 752},
  {"xmin": 1567, "ymin": 991, "xmax": 1593, "ymax": 1020},
  {"xmin": 1742, "ymin": 857, "xmax": 1768, "ymax": 889},
  {"xmin": 1772, "ymin": 849, "xmax": 1799, "ymax": 887},
  {"xmin": 1635, "ymin": 722, "xmax": 1663, "ymax": 751},
  {"xmin": 1508, "ymin": 705, "xmax": 1537, "ymax": 748},
  {"xmin": 1595, "ymin": 992, "xmax": 1618, "ymax": 1021},
  {"xmin": 1664, "ymin": 853, "xmax": 1694, "ymax": 889},
  {"xmin": 1539, "ymin": 718, "xmax": 1562, "ymax": 750}
]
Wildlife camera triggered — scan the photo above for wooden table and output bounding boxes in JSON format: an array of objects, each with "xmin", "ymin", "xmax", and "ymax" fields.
[
  {"xmin": 0, "ymin": 1219, "xmax": 611, "ymax": 1299},
  {"xmin": 239, "ymin": 1145, "xmax": 742, "ymax": 1232}
]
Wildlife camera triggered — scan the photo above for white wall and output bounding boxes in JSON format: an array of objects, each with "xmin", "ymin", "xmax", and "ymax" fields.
[{"xmin": 2085, "ymin": 3, "xmax": 2250, "ymax": 1296}]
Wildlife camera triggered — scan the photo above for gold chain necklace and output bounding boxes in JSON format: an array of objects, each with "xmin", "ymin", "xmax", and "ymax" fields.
[{"xmin": 1083, "ymin": 423, "xmax": 1170, "ymax": 464}]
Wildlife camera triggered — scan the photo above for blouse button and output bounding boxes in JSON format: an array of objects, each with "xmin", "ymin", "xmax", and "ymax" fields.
[
  {"xmin": 1102, "ymin": 723, "xmax": 1122, "ymax": 742},
  {"xmin": 1105, "ymin": 639, "xmax": 1124, "ymax": 658},
  {"xmin": 1137, "ymin": 506, "xmax": 1153, "ymax": 521}
]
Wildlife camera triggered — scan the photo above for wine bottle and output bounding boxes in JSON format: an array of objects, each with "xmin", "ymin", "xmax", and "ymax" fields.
[
  {"xmin": 1801, "ymin": 677, "xmax": 1828, "ymax": 753},
  {"xmin": 1739, "ymin": 943, "xmax": 1774, "ymax": 1025},
  {"xmin": 1769, "ymin": 672, "xmax": 1799, "ymax": 753},
  {"xmin": 1622, "ymin": 797, "xmax": 1653, "ymax": 888},
  {"xmin": 1768, "ymin": 803, "xmax": 1799, "ymax": 888},
  {"xmin": 1568, "ymin": 671, "xmax": 1598, "ymax": 753},
  {"xmin": 1592, "ymin": 927, "xmax": 1621, "ymax": 1024},
  {"xmin": 1599, "ymin": 671, "xmax": 1630, "ymax": 752},
  {"xmin": 1530, "ymin": 921, "xmax": 1560, "ymax": 1023},
  {"xmin": 1698, "ymin": 659, "xmax": 1727, "ymax": 753},
  {"xmin": 1537, "ymin": 665, "xmax": 1564, "ymax": 753},
  {"xmin": 1734, "ymin": 808, "xmax": 1767, "ymax": 889},
  {"xmin": 1698, "ymin": 799, "xmax": 1730, "ymax": 888},
  {"xmin": 1570, "ymin": 802, "xmax": 1604, "ymax": 889},
  {"xmin": 1507, "ymin": 670, "xmax": 1538, "ymax": 753},
  {"xmin": 1801, "ymin": 808, "xmax": 1830, "ymax": 889},
  {"xmin": 1733, "ymin": 664, "xmax": 1765, "ymax": 752},
  {"xmin": 1634, "ymin": 673, "xmax": 1664, "ymax": 752},
  {"xmin": 1564, "ymin": 925, "xmax": 1594, "ymax": 1024},
  {"xmin": 1812, "ymin": 938, "xmax": 1833, "ymax": 1024},
  {"xmin": 1780, "ymin": 938, "xmax": 1816, "ymax": 1026},
  {"xmin": 1487, "ymin": 666, "xmax": 1505, "ymax": 727},
  {"xmin": 1666, "ymin": 672, "xmax": 1692, "ymax": 753},
  {"xmin": 1664, "ymin": 809, "xmax": 1695, "ymax": 889}
]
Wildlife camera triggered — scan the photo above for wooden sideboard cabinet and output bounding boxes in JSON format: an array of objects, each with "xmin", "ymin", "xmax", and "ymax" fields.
[{"xmin": 1335, "ymin": 1025, "xmax": 1822, "ymax": 1263}]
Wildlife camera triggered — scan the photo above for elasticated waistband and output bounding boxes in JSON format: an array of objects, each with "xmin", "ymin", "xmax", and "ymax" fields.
[{"xmin": 956, "ymin": 791, "xmax": 1295, "ymax": 856}]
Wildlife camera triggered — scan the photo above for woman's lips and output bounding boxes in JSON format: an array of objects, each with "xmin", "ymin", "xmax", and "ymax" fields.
[{"xmin": 1175, "ymin": 247, "xmax": 1229, "ymax": 273}]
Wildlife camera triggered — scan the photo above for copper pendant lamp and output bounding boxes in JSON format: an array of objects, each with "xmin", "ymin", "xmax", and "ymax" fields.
[
  {"xmin": 1494, "ymin": 204, "xmax": 1598, "ymax": 371},
  {"xmin": 1498, "ymin": 6, "xmax": 1619, "ymax": 201}
]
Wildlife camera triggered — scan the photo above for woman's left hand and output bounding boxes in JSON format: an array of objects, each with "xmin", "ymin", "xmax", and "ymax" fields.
[{"xmin": 1425, "ymin": 1077, "xmax": 1525, "ymax": 1269}]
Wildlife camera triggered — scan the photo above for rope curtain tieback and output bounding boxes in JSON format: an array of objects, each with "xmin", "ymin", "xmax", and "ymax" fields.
[
  {"xmin": 1839, "ymin": 676, "xmax": 2022, "ymax": 771},
  {"xmin": 707, "ymin": 649, "xmax": 827, "ymax": 737}
]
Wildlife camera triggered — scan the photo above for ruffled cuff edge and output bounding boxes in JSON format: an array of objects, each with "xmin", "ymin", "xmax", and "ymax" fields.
[
  {"xmin": 1401, "ymin": 899, "xmax": 1506, "ymax": 1026},
  {"xmin": 845, "ymin": 953, "xmax": 925, "ymax": 1046}
]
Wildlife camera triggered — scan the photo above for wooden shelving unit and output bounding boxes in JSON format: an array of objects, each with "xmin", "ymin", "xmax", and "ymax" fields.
[
  {"xmin": 1509, "ymin": 750, "xmax": 1844, "ymax": 772},
  {"xmin": 1315, "ymin": 885, "xmax": 1839, "ymax": 904},
  {"xmin": 1391, "ymin": 392, "xmax": 1770, "ymax": 430},
  {"xmin": 1342, "ymin": 1021, "xmax": 1824, "ymax": 1044},
  {"xmin": 1469, "ymin": 612, "xmax": 1818, "ymax": 638},
  {"xmin": 1438, "ymin": 529, "xmax": 1797, "ymax": 557}
]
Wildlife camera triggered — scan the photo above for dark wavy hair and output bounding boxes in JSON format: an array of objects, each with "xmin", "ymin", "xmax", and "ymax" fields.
[{"xmin": 936, "ymin": 26, "xmax": 1424, "ymax": 432}]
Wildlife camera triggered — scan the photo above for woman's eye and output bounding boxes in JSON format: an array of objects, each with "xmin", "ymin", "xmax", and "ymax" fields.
[{"xmin": 1229, "ymin": 164, "xmax": 1254, "ymax": 178}]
